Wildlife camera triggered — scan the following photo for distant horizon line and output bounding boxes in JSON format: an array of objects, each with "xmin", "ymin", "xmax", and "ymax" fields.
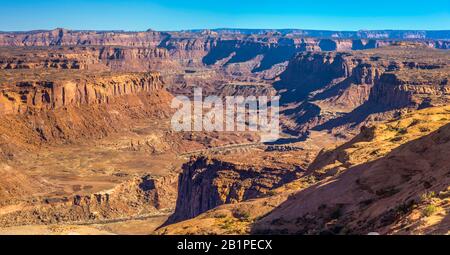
[{"xmin": 1, "ymin": 27, "xmax": 450, "ymax": 33}]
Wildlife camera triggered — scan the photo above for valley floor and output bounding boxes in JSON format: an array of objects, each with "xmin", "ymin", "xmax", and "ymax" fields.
[{"xmin": 0, "ymin": 215, "xmax": 169, "ymax": 235}]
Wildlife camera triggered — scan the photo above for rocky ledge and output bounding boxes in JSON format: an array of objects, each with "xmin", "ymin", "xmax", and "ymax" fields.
[
  {"xmin": 166, "ymin": 155, "xmax": 303, "ymax": 224},
  {"xmin": 0, "ymin": 70, "xmax": 163, "ymax": 115}
]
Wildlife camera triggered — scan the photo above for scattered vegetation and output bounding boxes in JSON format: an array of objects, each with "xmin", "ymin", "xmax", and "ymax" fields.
[
  {"xmin": 265, "ymin": 190, "xmax": 277, "ymax": 196},
  {"xmin": 408, "ymin": 119, "xmax": 421, "ymax": 127},
  {"xmin": 390, "ymin": 136, "xmax": 403, "ymax": 142},
  {"xmin": 220, "ymin": 218, "xmax": 234, "ymax": 230},
  {"xmin": 235, "ymin": 210, "xmax": 251, "ymax": 221},
  {"xmin": 214, "ymin": 213, "xmax": 227, "ymax": 219},
  {"xmin": 422, "ymin": 204, "xmax": 438, "ymax": 217},
  {"xmin": 397, "ymin": 127, "xmax": 408, "ymax": 135},
  {"xmin": 438, "ymin": 188, "xmax": 450, "ymax": 199},
  {"xmin": 376, "ymin": 186, "xmax": 401, "ymax": 198},
  {"xmin": 420, "ymin": 191, "xmax": 436, "ymax": 202},
  {"xmin": 330, "ymin": 206, "xmax": 343, "ymax": 220}
]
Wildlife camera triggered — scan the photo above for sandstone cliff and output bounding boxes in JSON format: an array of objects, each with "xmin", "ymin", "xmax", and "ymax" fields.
[
  {"xmin": 0, "ymin": 70, "xmax": 172, "ymax": 159},
  {"xmin": 252, "ymin": 121, "xmax": 450, "ymax": 234},
  {"xmin": 308, "ymin": 106, "xmax": 450, "ymax": 178},
  {"xmin": 278, "ymin": 45, "xmax": 450, "ymax": 136},
  {"xmin": 0, "ymin": 29, "xmax": 166, "ymax": 47},
  {"xmin": 204, "ymin": 28, "xmax": 450, "ymax": 40},
  {"xmin": 0, "ymin": 71, "xmax": 163, "ymax": 115},
  {"xmin": 161, "ymin": 106, "xmax": 450, "ymax": 235},
  {"xmin": 0, "ymin": 173, "xmax": 179, "ymax": 227},
  {"xmin": 1, "ymin": 28, "xmax": 446, "ymax": 78},
  {"xmin": 166, "ymin": 155, "xmax": 303, "ymax": 224},
  {"xmin": 0, "ymin": 164, "xmax": 49, "ymax": 207},
  {"xmin": 0, "ymin": 29, "xmax": 447, "ymax": 98}
]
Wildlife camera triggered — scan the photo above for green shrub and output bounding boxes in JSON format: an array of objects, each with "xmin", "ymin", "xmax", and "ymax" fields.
[
  {"xmin": 420, "ymin": 191, "xmax": 436, "ymax": 202},
  {"xmin": 422, "ymin": 205, "xmax": 438, "ymax": 217},
  {"xmin": 408, "ymin": 119, "xmax": 421, "ymax": 127},
  {"xmin": 397, "ymin": 128, "xmax": 408, "ymax": 135},
  {"xmin": 438, "ymin": 190, "xmax": 450, "ymax": 199},
  {"xmin": 236, "ymin": 211, "xmax": 251, "ymax": 221},
  {"xmin": 220, "ymin": 218, "xmax": 234, "ymax": 230},
  {"xmin": 214, "ymin": 213, "xmax": 227, "ymax": 219},
  {"xmin": 266, "ymin": 190, "xmax": 277, "ymax": 196}
]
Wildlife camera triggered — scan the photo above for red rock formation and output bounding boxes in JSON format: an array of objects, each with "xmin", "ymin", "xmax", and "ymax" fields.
[
  {"xmin": 0, "ymin": 70, "xmax": 172, "ymax": 159},
  {"xmin": 0, "ymin": 72, "xmax": 163, "ymax": 115},
  {"xmin": 167, "ymin": 156, "xmax": 302, "ymax": 224},
  {"xmin": 278, "ymin": 45, "xmax": 450, "ymax": 135},
  {"xmin": 0, "ymin": 28, "xmax": 166, "ymax": 47},
  {"xmin": 0, "ymin": 28, "xmax": 411, "ymax": 75},
  {"xmin": 0, "ymin": 173, "xmax": 179, "ymax": 227},
  {"xmin": 0, "ymin": 29, "xmax": 446, "ymax": 78},
  {"xmin": 252, "ymin": 122, "xmax": 450, "ymax": 234}
]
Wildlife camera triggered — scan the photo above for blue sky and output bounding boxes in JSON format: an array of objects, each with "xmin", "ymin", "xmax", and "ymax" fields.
[{"xmin": 0, "ymin": 0, "xmax": 449, "ymax": 31}]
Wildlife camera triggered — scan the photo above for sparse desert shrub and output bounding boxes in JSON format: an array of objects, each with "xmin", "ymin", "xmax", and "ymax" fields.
[
  {"xmin": 330, "ymin": 207, "xmax": 342, "ymax": 219},
  {"xmin": 214, "ymin": 213, "xmax": 227, "ymax": 219},
  {"xmin": 390, "ymin": 136, "xmax": 403, "ymax": 142},
  {"xmin": 370, "ymin": 149, "xmax": 380, "ymax": 155},
  {"xmin": 408, "ymin": 119, "xmax": 421, "ymax": 127},
  {"xmin": 376, "ymin": 186, "xmax": 400, "ymax": 198},
  {"xmin": 420, "ymin": 191, "xmax": 436, "ymax": 202},
  {"xmin": 220, "ymin": 218, "xmax": 234, "ymax": 230},
  {"xmin": 438, "ymin": 189, "xmax": 450, "ymax": 199},
  {"xmin": 396, "ymin": 200, "xmax": 416, "ymax": 214},
  {"xmin": 397, "ymin": 128, "xmax": 408, "ymax": 135},
  {"xmin": 266, "ymin": 190, "xmax": 277, "ymax": 196},
  {"xmin": 386, "ymin": 125, "xmax": 397, "ymax": 132},
  {"xmin": 422, "ymin": 205, "xmax": 437, "ymax": 217},
  {"xmin": 304, "ymin": 175, "xmax": 317, "ymax": 184},
  {"xmin": 235, "ymin": 210, "xmax": 251, "ymax": 221}
]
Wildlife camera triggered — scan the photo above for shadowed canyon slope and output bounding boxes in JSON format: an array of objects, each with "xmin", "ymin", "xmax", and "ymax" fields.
[
  {"xmin": 158, "ymin": 42, "xmax": 450, "ymax": 235},
  {"xmin": 159, "ymin": 106, "xmax": 450, "ymax": 235},
  {"xmin": 253, "ymin": 122, "xmax": 450, "ymax": 235},
  {"xmin": 0, "ymin": 28, "xmax": 449, "ymax": 235},
  {"xmin": 0, "ymin": 70, "xmax": 169, "ymax": 156},
  {"xmin": 0, "ymin": 69, "xmax": 183, "ymax": 228},
  {"xmin": 0, "ymin": 28, "xmax": 448, "ymax": 75},
  {"xmin": 277, "ymin": 44, "xmax": 450, "ymax": 136}
]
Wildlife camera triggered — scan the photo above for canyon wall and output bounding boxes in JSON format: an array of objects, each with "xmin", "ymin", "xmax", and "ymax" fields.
[
  {"xmin": 0, "ymin": 28, "xmax": 448, "ymax": 77},
  {"xmin": 277, "ymin": 45, "xmax": 450, "ymax": 135},
  {"xmin": 0, "ymin": 72, "xmax": 163, "ymax": 115},
  {"xmin": 252, "ymin": 121, "xmax": 450, "ymax": 234},
  {"xmin": 198, "ymin": 28, "xmax": 450, "ymax": 40},
  {"xmin": 167, "ymin": 156, "xmax": 302, "ymax": 224},
  {"xmin": 0, "ymin": 29, "xmax": 166, "ymax": 47},
  {"xmin": 161, "ymin": 44, "xmax": 449, "ymax": 229},
  {"xmin": 0, "ymin": 70, "xmax": 172, "ymax": 159},
  {"xmin": 0, "ymin": 173, "xmax": 179, "ymax": 227}
]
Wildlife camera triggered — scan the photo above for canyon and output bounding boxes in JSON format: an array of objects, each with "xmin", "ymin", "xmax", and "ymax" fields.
[{"xmin": 0, "ymin": 28, "xmax": 449, "ymax": 235}]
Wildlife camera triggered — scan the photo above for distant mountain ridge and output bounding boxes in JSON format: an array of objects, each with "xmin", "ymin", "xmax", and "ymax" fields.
[
  {"xmin": 180, "ymin": 29, "xmax": 450, "ymax": 40},
  {"xmin": 1, "ymin": 28, "xmax": 450, "ymax": 40}
]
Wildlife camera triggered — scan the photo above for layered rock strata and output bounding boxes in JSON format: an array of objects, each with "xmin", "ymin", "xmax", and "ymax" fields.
[{"xmin": 167, "ymin": 156, "xmax": 303, "ymax": 224}]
